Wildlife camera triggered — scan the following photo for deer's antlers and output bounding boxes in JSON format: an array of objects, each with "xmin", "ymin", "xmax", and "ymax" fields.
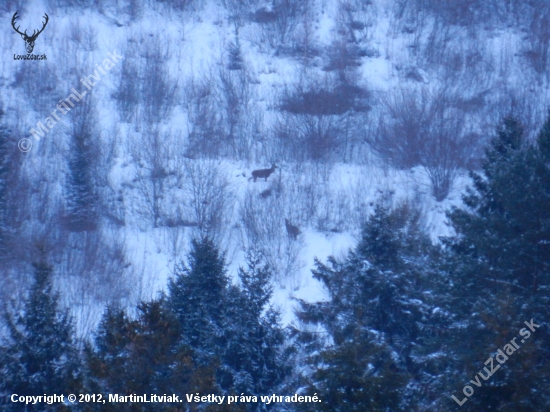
[
  {"xmin": 11, "ymin": 11, "xmax": 49, "ymax": 40},
  {"xmin": 11, "ymin": 11, "xmax": 25, "ymax": 37},
  {"xmin": 32, "ymin": 13, "xmax": 49, "ymax": 40}
]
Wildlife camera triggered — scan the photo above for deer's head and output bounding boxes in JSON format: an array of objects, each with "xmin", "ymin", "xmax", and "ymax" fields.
[{"xmin": 12, "ymin": 11, "xmax": 49, "ymax": 54}]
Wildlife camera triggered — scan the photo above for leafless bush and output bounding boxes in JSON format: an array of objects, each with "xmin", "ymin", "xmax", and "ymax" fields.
[
  {"xmin": 154, "ymin": 0, "xmax": 198, "ymax": 12},
  {"xmin": 162, "ymin": 225, "xmax": 187, "ymax": 261},
  {"xmin": 113, "ymin": 42, "xmax": 140, "ymax": 123},
  {"xmin": 68, "ymin": 19, "xmax": 97, "ymax": 52},
  {"xmin": 277, "ymin": 80, "xmax": 370, "ymax": 161},
  {"xmin": 275, "ymin": 111, "xmax": 339, "ymax": 162},
  {"xmin": 114, "ymin": 36, "xmax": 177, "ymax": 126},
  {"xmin": 52, "ymin": 0, "xmax": 95, "ymax": 8},
  {"xmin": 239, "ymin": 188, "xmax": 303, "ymax": 282},
  {"xmin": 222, "ymin": 0, "xmax": 258, "ymax": 21},
  {"xmin": 14, "ymin": 63, "xmax": 59, "ymax": 113},
  {"xmin": 372, "ymin": 87, "xmax": 477, "ymax": 201},
  {"xmin": 397, "ymin": 0, "xmax": 501, "ymax": 28},
  {"xmin": 180, "ymin": 159, "xmax": 233, "ymax": 244},
  {"xmin": 277, "ymin": 162, "xmax": 374, "ymax": 233},
  {"xmin": 251, "ymin": 0, "xmax": 312, "ymax": 55},
  {"xmin": 324, "ymin": 1, "xmax": 379, "ymax": 82},
  {"xmin": 183, "ymin": 68, "xmax": 258, "ymax": 159},
  {"xmin": 54, "ymin": 230, "xmax": 131, "ymax": 339},
  {"xmin": 216, "ymin": 68, "xmax": 256, "ymax": 157},
  {"xmin": 140, "ymin": 38, "xmax": 178, "ymax": 125},
  {"xmin": 524, "ymin": 4, "xmax": 550, "ymax": 77},
  {"xmin": 183, "ymin": 74, "xmax": 224, "ymax": 157},
  {"xmin": 130, "ymin": 127, "xmax": 176, "ymax": 228}
]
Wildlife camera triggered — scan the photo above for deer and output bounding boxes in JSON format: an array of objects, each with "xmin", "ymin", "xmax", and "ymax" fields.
[
  {"xmin": 11, "ymin": 11, "xmax": 49, "ymax": 54},
  {"xmin": 285, "ymin": 218, "xmax": 301, "ymax": 240},
  {"xmin": 249, "ymin": 164, "xmax": 277, "ymax": 182}
]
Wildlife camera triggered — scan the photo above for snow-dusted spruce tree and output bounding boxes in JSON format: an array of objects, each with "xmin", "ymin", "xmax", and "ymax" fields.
[
  {"xmin": 0, "ymin": 262, "xmax": 81, "ymax": 411},
  {"xmin": 167, "ymin": 239, "xmax": 294, "ymax": 408},
  {"xmin": 296, "ymin": 203, "xmax": 439, "ymax": 411},
  {"xmin": 86, "ymin": 300, "xmax": 218, "ymax": 412},
  {"xmin": 218, "ymin": 250, "xmax": 293, "ymax": 408},
  {"xmin": 65, "ymin": 105, "xmax": 99, "ymax": 232},
  {"xmin": 167, "ymin": 237, "xmax": 229, "ymax": 365},
  {"xmin": 439, "ymin": 116, "xmax": 550, "ymax": 411}
]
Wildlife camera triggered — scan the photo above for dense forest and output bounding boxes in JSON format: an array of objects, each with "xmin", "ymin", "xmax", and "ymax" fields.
[{"xmin": 1, "ymin": 0, "xmax": 549, "ymax": 410}]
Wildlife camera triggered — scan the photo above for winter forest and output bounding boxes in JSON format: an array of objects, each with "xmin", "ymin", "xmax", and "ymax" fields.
[{"xmin": 0, "ymin": 0, "xmax": 549, "ymax": 410}]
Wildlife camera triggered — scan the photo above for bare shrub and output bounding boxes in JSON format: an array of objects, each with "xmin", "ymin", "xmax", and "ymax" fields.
[
  {"xmin": 372, "ymin": 87, "xmax": 477, "ymax": 201},
  {"xmin": 154, "ymin": 0, "xmax": 198, "ymax": 12},
  {"xmin": 54, "ymin": 230, "xmax": 131, "ymax": 339},
  {"xmin": 140, "ymin": 38, "xmax": 178, "ymax": 125},
  {"xmin": 374, "ymin": 88, "xmax": 431, "ymax": 169},
  {"xmin": 113, "ymin": 36, "xmax": 177, "ymax": 126},
  {"xmin": 524, "ymin": 4, "xmax": 550, "ymax": 77},
  {"xmin": 277, "ymin": 81, "xmax": 370, "ymax": 161},
  {"xmin": 68, "ymin": 19, "xmax": 97, "ymax": 52},
  {"xmin": 324, "ymin": 1, "xmax": 379, "ymax": 82},
  {"xmin": 183, "ymin": 73, "xmax": 224, "ymax": 157},
  {"xmin": 14, "ymin": 62, "xmax": 59, "ymax": 113},
  {"xmin": 113, "ymin": 42, "xmax": 140, "ymax": 123},
  {"xmin": 239, "ymin": 189, "xmax": 303, "ymax": 283},
  {"xmin": 183, "ymin": 68, "xmax": 258, "ymax": 159},
  {"xmin": 397, "ymin": 0, "xmax": 501, "ymax": 28},
  {"xmin": 54, "ymin": 0, "xmax": 95, "ymax": 8},
  {"xmin": 216, "ymin": 68, "xmax": 255, "ymax": 157},
  {"xmin": 130, "ymin": 127, "xmax": 176, "ymax": 228},
  {"xmin": 180, "ymin": 159, "xmax": 233, "ymax": 244},
  {"xmin": 251, "ymin": 0, "xmax": 310, "ymax": 53},
  {"xmin": 163, "ymin": 225, "xmax": 187, "ymax": 261}
]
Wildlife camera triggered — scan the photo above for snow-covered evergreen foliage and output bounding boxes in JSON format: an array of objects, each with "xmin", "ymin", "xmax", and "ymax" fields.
[
  {"xmin": 0, "ymin": 262, "xmax": 81, "ymax": 409},
  {"xmin": 296, "ymin": 203, "xmax": 439, "ymax": 410}
]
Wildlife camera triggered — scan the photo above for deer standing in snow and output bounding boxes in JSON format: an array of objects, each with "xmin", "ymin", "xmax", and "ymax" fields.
[
  {"xmin": 285, "ymin": 218, "xmax": 301, "ymax": 240},
  {"xmin": 249, "ymin": 164, "xmax": 277, "ymax": 182}
]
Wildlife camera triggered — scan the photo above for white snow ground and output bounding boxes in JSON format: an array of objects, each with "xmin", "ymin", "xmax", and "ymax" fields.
[{"xmin": 2, "ymin": 0, "xmax": 546, "ymax": 336}]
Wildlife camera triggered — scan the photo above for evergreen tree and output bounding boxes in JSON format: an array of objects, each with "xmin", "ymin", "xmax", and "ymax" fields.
[
  {"xmin": 219, "ymin": 250, "xmax": 293, "ymax": 410},
  {"xmin": 0, "ymin": 262, "xmax": 81, "ymax": 411},
  {"xmin": 66, "ymin": 113, "xmax": 98, "ymax": 232},
  {"xmin": 166, "ymin": 240, "xmax": 294, "ymax": 408},
  {"xmin": 86, "ymin": 299, "xmax": 219, "ymax": 412},
  {"xmin": 167, "ymin": 237, "xmax": 229, "ymax": 363},
  {"xmin": 441, "ymin": 116, "xmax": 550, "ymax": 411},
  {"xmin": 296, "ymin": 203, "xmax": 438, "ymax": 411},
  {"xmin": 227, "ymin": 25, "xmax": 243, "ymax": 71}
]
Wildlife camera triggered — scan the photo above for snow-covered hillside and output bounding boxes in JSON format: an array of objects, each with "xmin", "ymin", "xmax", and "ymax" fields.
[{"xmin": 1, "ymin": 0, "xmax": 549, "ymax": 336}]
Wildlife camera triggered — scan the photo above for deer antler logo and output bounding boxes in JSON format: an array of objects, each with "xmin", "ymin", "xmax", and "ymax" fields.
[{"xmin": 11, "ymin": 11, "xmax": 49, "ymax": 54}]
